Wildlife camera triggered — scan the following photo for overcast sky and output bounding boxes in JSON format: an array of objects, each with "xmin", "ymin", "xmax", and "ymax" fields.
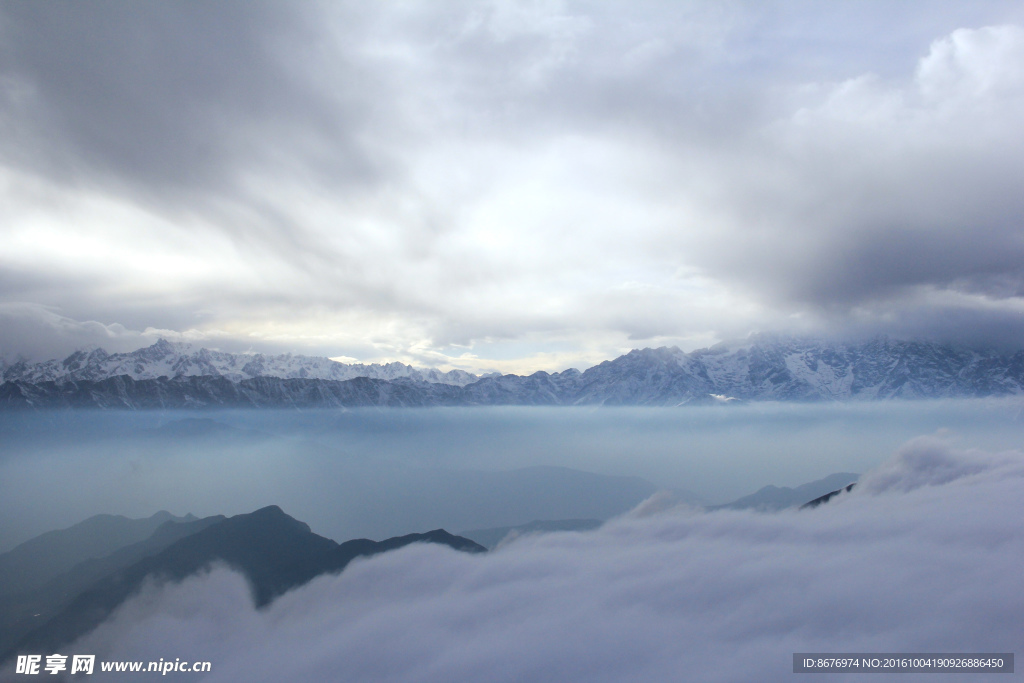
[{"xmin": 2, "ymin": 1, "xmax": 1024, "ymax": 372}]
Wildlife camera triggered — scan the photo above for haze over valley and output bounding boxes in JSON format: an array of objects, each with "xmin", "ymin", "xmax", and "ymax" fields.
[{"xmin": 2, "ymin": 1, "xmax": 1023, "ymax": 679}]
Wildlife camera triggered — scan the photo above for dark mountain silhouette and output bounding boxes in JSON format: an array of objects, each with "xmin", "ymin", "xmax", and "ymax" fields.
[
  {"xmin": 800, "ymin": 483, "xmax": 858, "ymax": 509},
  {"xmin": 710, "ymin": 473, "xmax": 860, "ymax": 512},
  {"xmin": 0, "ymin": 511, "xmax": 198, "ymax": 598},
  {"xmin": 2, "ymin": 506, "xmax": 484, "ymax": 663},
  {"xmin": 0, "ymin": 515, "xmax": 224, "ymax": 652}
]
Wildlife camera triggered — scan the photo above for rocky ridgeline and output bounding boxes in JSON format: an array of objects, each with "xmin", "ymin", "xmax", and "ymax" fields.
[
  {"xmin": 2, "ymin": 337, "xmax": 1023, "ymax": 409},
  {"xmin": 0, "ymin": 339, "xmax": 479, "ymax": 387}
]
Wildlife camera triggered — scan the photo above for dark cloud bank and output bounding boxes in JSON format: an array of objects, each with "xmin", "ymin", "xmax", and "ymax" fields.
[{"xmin": 37, "ymin": 437, "xmax": 1023, "ymax": 682}]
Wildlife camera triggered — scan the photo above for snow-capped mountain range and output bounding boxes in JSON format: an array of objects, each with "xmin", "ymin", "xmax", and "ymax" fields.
[
  {"xmin": 0, "ymin": 339, "xmax": 480, "ymax": 387},
  {"xmin": 3, "ymin": 336, "xmax": 1024, "ymax": 409},
  {"xmin": 563, "ymin": 336, "xmax": 1024, "ymax": 403}
]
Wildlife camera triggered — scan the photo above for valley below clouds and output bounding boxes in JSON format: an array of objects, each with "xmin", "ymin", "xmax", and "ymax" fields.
[
  {"xmin": 49, "ymin": 436, "xmax": 1024, "ymax": 683},
  {"xmin": 3, "ymin": 401, "xmax": 1023, "ymax": 552},
  {"xmin": 1, "ymin": 403, "xmax": 1022, "ymax": 681}
]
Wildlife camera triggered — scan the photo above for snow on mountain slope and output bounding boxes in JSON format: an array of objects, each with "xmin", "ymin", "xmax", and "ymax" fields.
[
  {"xmin": 0, "ymin": 340, "xmax": 479, "ymax": 387},
  {"xmin": 3, "ymin": 335, "xmax": 1024, "ymax": 409},
  {"xmin": 570, "ymin": 336, "xmax": 1024, "ymax": 404}
]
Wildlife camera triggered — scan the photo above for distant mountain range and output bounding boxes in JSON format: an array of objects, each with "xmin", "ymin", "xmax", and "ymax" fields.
[
  {"xmin": 0, "ymin": 510, "xmax": 200, "ymax": 599},
  {"xmin": 709, "ymin": 472, "xmax": 860, "ymax": 512},
  {"xmin": 461, "ymin": 472, "xmax": 867, "ymax": 549},
  {"xmin": 0, "ymin": 338, "xmax": 480, "ymax": 387},
  {"xmin": 0, "ymin": 471, "xmax": 860, "ymax": 661},
  {"xmin": 3, "ymin": 336, "xmax": 1023, "ymax": 409},
  {"xmin": 0, "ymin": 507, "xmax": 484, "ymax": 664}
]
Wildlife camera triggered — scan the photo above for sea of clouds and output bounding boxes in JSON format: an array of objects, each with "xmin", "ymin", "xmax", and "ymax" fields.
[{"xmin": 44, "ymin": 435, "xmax": 1023, "ymax": 682}]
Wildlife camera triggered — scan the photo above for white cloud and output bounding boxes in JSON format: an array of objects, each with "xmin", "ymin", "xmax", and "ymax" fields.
[
  {"xmin": 917, "ymin": 25, "xmax": 1024, "ymax": 102},
  {"xmin": 3, "ymin": 5, "xmax": 1024, "ymax": 366},
  {"xmin": 66, "ymin": 437, "xmax": 1024, "ymax": 682},
  {"xmin": 858, "ymin": 435, "xmax": 1019, "ymax": 493}
]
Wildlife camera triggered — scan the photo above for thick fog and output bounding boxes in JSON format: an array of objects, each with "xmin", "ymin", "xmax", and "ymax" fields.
[
  {"xmin": 2, "ymin": 401, "xmax": 1023, "ymax": 552},
  {"xmin": 45, "ymin": 436, "xmax": 1024, "ymax": 682}
]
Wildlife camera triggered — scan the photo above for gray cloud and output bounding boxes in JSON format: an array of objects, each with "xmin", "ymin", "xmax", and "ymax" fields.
[
  {"xmin": 58, "ymin": 437, "xmax": 1024, "ymax": 682},
  {"xmin": 3, "ymin": 3, "xmax": 1024, "ymax": 367},
  {"xmin": 0, "ymin": 1, "xmax": 379, "ymax": 199},
  {"xmin": 0, "ymin": 303, "xmax": 144, "ymax": 362}
]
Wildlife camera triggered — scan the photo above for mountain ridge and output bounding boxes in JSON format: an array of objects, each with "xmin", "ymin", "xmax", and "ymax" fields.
[
  {"xmin": 709, "ymin": 472, "xmax": 861, "ymax": 512},
  {"xmin": 0, "ymin": 511, "xmax": 199, "ymax": 598},
  {"xmin": 3, "ymin": 336, "xmax": 1024, "ymax": 408},
  {"xmin": 0, "ymin": 338, "xmax": 479, "ymax": 387},
  {"xmin": 1, "ymin": 506, "xmax": 485, "ymax": 663}
]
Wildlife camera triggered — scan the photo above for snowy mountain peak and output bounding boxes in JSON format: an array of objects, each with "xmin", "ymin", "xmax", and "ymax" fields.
[
  {"xmin": 2, "ymin": 340, "xmax": 480, "ymax": 387},
  {"xmin": 4, "ymin": 336, "xmax": 1024, "ymax": 409},
  {"xmin": 599, "ymin": 336, "xmax": 1023, "ymax": 402}
]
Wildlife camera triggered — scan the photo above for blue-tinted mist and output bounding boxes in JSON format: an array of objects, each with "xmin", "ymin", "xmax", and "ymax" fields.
[{"xmin": 1, "ymin": 400, "xmax": 1022, "ymax": 552}]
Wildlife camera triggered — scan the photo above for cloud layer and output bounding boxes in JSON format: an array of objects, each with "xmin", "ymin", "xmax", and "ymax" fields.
[
  {"xmin": 62, "ymin": 436, "xmax": 1024, "ymax": 682},
  {"xmin": 2, "ymin": 3, "xmax": 1024, "ymax": 368}
]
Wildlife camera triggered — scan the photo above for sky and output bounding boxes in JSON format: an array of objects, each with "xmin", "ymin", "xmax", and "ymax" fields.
[
  {"xmin": 54, "ymin": 436, "xmax": 1024, "ymax": 682},
  {"xmin": 2, "ymin": 1, "xmax": 1024, "ymax": 374}
]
